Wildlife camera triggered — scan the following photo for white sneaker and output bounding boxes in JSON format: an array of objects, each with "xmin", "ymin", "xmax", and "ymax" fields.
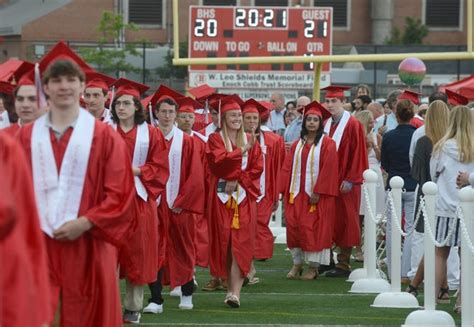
[
  {"xmin": 170, "ymin": 286, "xmax": 182, "ymax": 297},
  {"xmin": 179, "ymin": 295, "xmax": 193, "ymax": 310},
  {"xmin": 143, "ymin": 302, "xmax": 163, "ymax": 314}
]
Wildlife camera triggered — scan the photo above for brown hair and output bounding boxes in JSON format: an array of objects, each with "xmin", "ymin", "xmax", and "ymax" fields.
[
  {"xmin": 395, "ymin": 99, "xmax": 414, "ymax": 123},
  {"xmin": 42, "ymin": 60, "xmax": 85, "ymax": 84}
]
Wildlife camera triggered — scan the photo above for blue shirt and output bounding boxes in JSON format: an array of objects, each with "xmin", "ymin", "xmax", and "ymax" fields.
[
  {"xmin": 374, "ymin": 112, "xmax": 398, "ymax": 135},
  {"xmin": 266, "ymin": 109, "xmax": 286, "ymax": 133},
  {"xmin": 284, "ymin": 116, "xmax": 302, "ymax": 143},
  {"xmin": 381, "ymin": 124, "xmax": 417, "ymax": 191}
]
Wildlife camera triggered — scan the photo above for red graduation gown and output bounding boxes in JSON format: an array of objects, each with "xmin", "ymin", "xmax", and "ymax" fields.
[
  {"xmin": 118, "ymin": 125, "xmax": 169, "ymax": 285},
  {"xmin": 191, "ymin": 132, "xmax": 210, "ymax": 268},
  {"xmin": 282, "ymin": 137, "xmax": 339, "ymax": 251},
  {"xmin": 328, "ymin": 116, "xmax": 368, "ymax": 247},
  {"xmin": 1, "ymin": 122, "xmax": 20, "ymax": 137},
  {"xmin": 254, "ymin": 131, "xmax": 285, "ymax": 260},
  {"xmin": 158, "ymin": 131, "xmax": 205, "ymax": 288},
  {"xmin": 17, "ymin": 121, "xmax": 135, "ymax": 327},
  {"xmin": 206, "ymin": 133, "xmax": 263, "ymax": 278},
  {"xmin": 0, "ymin": 134, "xmax": 51, "ymax": 327}
]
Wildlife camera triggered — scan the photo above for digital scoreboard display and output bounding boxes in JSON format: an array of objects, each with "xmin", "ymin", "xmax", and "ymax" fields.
[{"xmin": 188, "ymin": 6, "xmax": 333, "ymax": 72}]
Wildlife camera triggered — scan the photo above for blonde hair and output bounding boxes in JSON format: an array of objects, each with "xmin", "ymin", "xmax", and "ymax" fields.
[
  {"xmin": 354, "ymin": 110, "xmax": 374, "ymax": 136},
  {"xmin": 433, "ymin": 105, "xmax": 474, "ymax": 163},
  {"xmin": 220, "ymin": 111, "xmax": 245, "ymax": 151},
  {"xmin": 424, "ymin": 100, "xmax": 449, "ymax": 146}
]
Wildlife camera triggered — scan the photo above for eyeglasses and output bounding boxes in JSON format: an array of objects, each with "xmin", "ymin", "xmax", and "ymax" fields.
[{"xmin": 115, "ymin": 100, "xmax": 133, "ymax": 107}]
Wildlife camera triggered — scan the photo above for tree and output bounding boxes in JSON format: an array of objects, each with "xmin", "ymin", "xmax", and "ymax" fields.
[
  {"xmin": 155, "ymin": 42, "xmax": 188, "ymax": 79},
  {"xmin": 385, "ymin": 17, "xmax": 428, "ymax": 45},
  {"xmin": 79, "ymin": 11, "xmax": 146, "ymax": 76}
]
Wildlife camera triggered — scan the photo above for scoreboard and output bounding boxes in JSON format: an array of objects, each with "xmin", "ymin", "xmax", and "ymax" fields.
[{"xmin": 188, "ymin": 6, "xmax": 333, "ymax": 91}]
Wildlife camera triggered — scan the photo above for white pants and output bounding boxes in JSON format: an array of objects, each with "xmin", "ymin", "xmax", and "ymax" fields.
[
  {"xmin": 407, "ymin": 231, "xmax": 424, "ymax": 280},
  {"xmin": 124, "ymin": 279, "xmax": 144, "ymax": 311},
  {"xmin": 290, "ymin": 247, "xmax": 330, "ymax": 267},
  {"xmin": 386, "ymin": 191, "xmax": 416, "ymax": 278}
]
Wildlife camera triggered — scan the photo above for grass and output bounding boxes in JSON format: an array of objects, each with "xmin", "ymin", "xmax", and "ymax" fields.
[{"xmin": 122, "ymin": 244, "xmax": 461, "ymax": 326}]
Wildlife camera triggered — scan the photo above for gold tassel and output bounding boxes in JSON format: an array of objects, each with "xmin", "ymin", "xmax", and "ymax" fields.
[
  {"xmin": 226, "ymin": 198, "xmax": 232, "ymax": 209},
  {"xmin": 289, "ymin": 193, "xmax": 295, "ymax": 204},
  {"xmin": 231, "ymin": 212, "xmax": 240, "ymax": 229},
  {"xmin": 309, "ymin": 204, "xmax": 317, "ymax": 213}
]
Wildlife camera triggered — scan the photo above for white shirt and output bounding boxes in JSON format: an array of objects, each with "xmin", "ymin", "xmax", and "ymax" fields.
[
  {"xmin": 430, "ymin": 139, "xmax": 474, "ymax": 217},
  {"xmin": 266, "ymin": 109, "xmax": 286, "ymax": 133},
  {"xmin": 409, "ymin": 125, "xmax": 426, "ymax": 166}
]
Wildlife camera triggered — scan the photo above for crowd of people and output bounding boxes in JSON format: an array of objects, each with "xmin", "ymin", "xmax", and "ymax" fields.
[{"xmin": 0, "ymin": 41, "xmax": 473, "ymax": 326}]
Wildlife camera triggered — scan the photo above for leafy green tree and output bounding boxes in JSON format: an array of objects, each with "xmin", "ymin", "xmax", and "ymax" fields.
[
  {"xmin": 385, "ymin": 17, "xmax": 428, "ymax": 45},
  {"xmin": 156, "ymin": 42, "xmax": 188, "ymax": 79},
  {"xmin": 79, "ymin": 11, "xmax": 146, "ymax": 76}
]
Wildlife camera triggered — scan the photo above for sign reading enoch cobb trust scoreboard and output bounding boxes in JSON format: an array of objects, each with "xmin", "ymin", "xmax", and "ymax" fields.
[{"xmin": 188, "ymin": 6, "xmax": 333, "ymax": 90}]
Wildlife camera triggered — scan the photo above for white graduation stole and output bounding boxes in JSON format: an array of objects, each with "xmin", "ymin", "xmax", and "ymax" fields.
[
  {"xmin": 217, "ymin": 132, "xmax": 248, "ymax": 205},
  {"xmin": 256, "ymin": 132, "xmax": 266, "ymax": 203},
  {"xmin": 101, "ymin": 108, "xmax": 114, "ymax": 125},
  {"xmin": 260, "ymin": 125, "xmax": 272, "ymax": 132},
  {"xmin": 191, "ymin": 130, "xmax": 208, "ymax": 143},
  {"xmin": 0, "ymin": 110, "xmax": 10, "ymax": 129},
  {"xmin": 324, "ymin": 110, "xmax": 350, "ymax": 150},
  {"xmin": 165, "ymin": 126, "xmax": 184, "ymax": 209},
  {"xmin": 288, "ymin": 136, "xmax": 324, "ymax": 201},
  {"xmin": 32, "ymin": 109, "xmax": 95, "ymax": 237},
  {"xmin": 133, "ymin": 123, "xmax": 150, "ymax": 201},
  {"xmin": 205, "ymin": 123, "xmax": 217, "ymax": 137}
]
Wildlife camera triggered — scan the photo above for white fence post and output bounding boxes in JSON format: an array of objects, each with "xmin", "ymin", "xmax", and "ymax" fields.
[
  {"xmin": 404, "ymin": 182, "xmax": 455, "ymax": 326},
  {"xmin": 350, "ymin": 169, "xmax": 390, "ymax": 293},
  {"xmin": 459, "ymin": 187, "xmax": 474, "ymax": 327},
  {"xmin": 372, "ymin": 176, "xmax": 419, "ymax": 308}
]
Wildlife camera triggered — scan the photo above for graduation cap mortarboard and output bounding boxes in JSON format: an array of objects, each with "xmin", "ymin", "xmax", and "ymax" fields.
[
  {"xmin": 176, "ymin": 96, "xmax": 201, "ymax": 114},
  {"xmin": 189, "ymin": 84, "xmax": 216, "ymax": 102},
  {"xmin": 85, "ymin": 71, "xmax": 117, "ymax": 92},
  {"xmin": 38, "ymin": 41, "xmax": 93, "ymax": 74},
  {"xmin": 0, "ymin": 81, "xmax": 14, "ymax": 95},
  {"xmin": 242, "ymin": 98, "xmax": 269, "ymax": 121},
  {"xmin": 322, "ymin": 85, "xmax": 351, "ymax": 98},
  {"xmin": 147, "ymin": 84, "xmax": 184, "ymax": 108},
  {"xmin": 112, "ymin": 78, "xmax": 149, "ymax": 99},
  {"xmin": 445, "ymin": 88, "xmax": 469, "ymax": 106},
  {"xmin": 11, "ymin": 61, "xmax": 35, "ymax": 86},
  {"xmin": 398, "ymin": 89, "xmax": 422, "ymax": 106},
  {"xmin": 299, "ymin": 101, "xmax": 331, "ymax": 121}
]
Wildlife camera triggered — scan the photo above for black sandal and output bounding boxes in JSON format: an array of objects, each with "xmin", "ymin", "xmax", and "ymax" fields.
[
  {"xmin": 437, "ymin": 287, "xmax": 450, "ymax": 304},
  {"xmin": 406, "ymin": 284, "xmax": 418, "ymax": 297}
]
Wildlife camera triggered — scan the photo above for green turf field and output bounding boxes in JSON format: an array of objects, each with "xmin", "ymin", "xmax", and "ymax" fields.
[{"xmin": 122, "ymin": 244, "xmax": 461, "ymax": 326}]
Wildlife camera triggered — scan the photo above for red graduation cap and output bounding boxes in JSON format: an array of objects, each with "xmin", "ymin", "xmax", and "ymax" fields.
[
  {"xmin": 176, "ymin": 96, "xmax": 201, "ymax": 114},
  {"xmin": 399, "ymin": 89, "xmax": 422, "ymax": 105},
  {"xmin": 242, "ymin": 98, "xmax": 270, "ymax": 121},
  {"xmin": 0, "ymin": 81, "xmax": 14, "ymax": 95},
  {"xmin": 207, "ymin": 93, "xmax": 227, "ymax": 111},
  {"xmin": 11, "ymin": 61, "xmax": 35, "ymax": 86},
  {"xmin": 38, "ymin": 41, "xmax": 93, "ymax": 73},
  {"xmin": 220, "ymin": 94, "xmax": 242, "ymax": 115},
  {"xmin": 147, "ymin": 84, "xmax": 184, "ymax": 108},
  {"xmin": 85, "ymin": 71, "xmax": 116, "ymax": 92},
  {"xmin": 299, "ymin": 101, "xmax": 331, "ymax": 121},
  {"xmin": 112, "ymin": 78, "xmax": 149, "ymax": 99},
  {"xmin": 259, "ymin": 101, "xmax": 275, "ymax": 111},
  {"xmin": 189, "ymin": 84, "xmax": 216, "ymax": 102},
  {"xmin": 445, "ymin": 88, "xmax": 468, "ymax": 106},
  {"xmin": 322, "ymin": 85, "xmax": 351, "ymax": 98}
]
